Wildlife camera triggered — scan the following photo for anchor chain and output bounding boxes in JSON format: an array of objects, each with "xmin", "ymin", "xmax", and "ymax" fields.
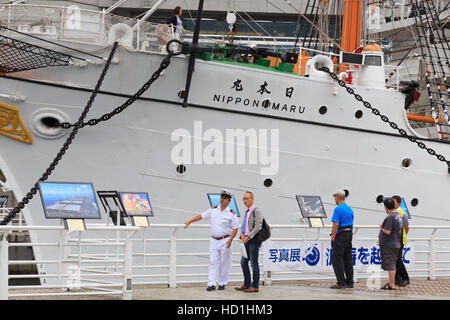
[
  {"xmin": 58, "ymin": 52, "xmax": 174, "ymax": 129},
  {"xmin": 1, "ymin": 44, "xmax": 175, "ymax": 225},
  {"xmin": 0, "ymin": 42, "xmax": 119, "ymax": 225},
  {"xmin": 320, "ymin": 67, "xmax": 450, "ymax": 171}
]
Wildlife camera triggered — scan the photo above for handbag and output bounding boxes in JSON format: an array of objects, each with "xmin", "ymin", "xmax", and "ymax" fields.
[{"xmin": 254, "ymin": 218, "xmax": 271, "ymax": 242}]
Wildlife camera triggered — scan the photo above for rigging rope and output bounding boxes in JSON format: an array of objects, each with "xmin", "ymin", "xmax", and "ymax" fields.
[{"xmin": 410, "ymin": 0, "xmax": 450, "ymax": 137}]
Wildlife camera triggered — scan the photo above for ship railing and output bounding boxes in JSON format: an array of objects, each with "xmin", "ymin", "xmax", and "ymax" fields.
[
  {"xmin": 122, "ymin": 224, "xmax": 450, "ymax": 288},
  {"xmin": 383, "ymin": 65, "xmax": 404, "ymax": 91},
  {"xmin": 0, "ymin": 208, "xmax": 24, "ymax": 229},
  {"xmin": 1, "ymin": 223, "xmax": 449, "ymax": 298},
  {"xmin": 0, "ymin": 224, "xmax": 139, "ymax": 300},
  {"xmin": 365, "ymin": 0, "xmax": 449, "ymax": 30},
  {"xmin": 0, "ymin": 4, "xmax": 173, "ymax": 54}
]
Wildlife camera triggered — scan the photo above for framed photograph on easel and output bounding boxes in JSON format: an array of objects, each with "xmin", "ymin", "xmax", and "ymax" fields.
[
  {"xmin": 119, "ymin": 192, "xmax": 154, "ymax": 227},
  {"xmin": 296, "ymin": 195, "xmax": 327, "ymax": 228},
  {"xmin": 38, "ymin": 181, "xmax": 102, "ymax": 231}
]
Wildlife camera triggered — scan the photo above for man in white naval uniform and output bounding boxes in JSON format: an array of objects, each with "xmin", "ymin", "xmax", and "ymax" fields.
[{"xmin": 184, "ymin": 190, "xmax": 240, "ymax": 291}]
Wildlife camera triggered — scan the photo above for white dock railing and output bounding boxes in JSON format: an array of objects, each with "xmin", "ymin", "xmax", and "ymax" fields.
[
  {"xmin": 0, "ymin": 224, "xmax": 139, "ymax": 300},
  {"xmin": 1, "ymin": 223, "xmax": 450, "ymax": 299},
  {"xmin": 135, "ymin": 224, "xmax": 450, "ymax": 287}
]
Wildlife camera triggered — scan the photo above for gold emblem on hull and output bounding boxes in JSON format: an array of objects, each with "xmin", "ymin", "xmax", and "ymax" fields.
[{"xmin": 0, "ymin": 102, "xmax": 33, "ymax": 144}]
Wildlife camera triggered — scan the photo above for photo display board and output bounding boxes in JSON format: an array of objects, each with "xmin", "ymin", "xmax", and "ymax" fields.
[
  {"xmin": 296, "ymin": 195, "xmax": 327, "ymax": 219},
  {"xmin": 207, "ymin": 193, "xmax": 240, "ymax": 217},
  {"xmin": 119, "ymin": 192, "xmax": 154, "ymax": 216},
  {"xmin": 38, "ymin": 182, "xmax": 101, "ymax": 219}
]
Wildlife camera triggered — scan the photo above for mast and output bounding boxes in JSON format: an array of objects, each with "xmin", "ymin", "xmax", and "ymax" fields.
[
  {"xmin": 182, "ymin": 0, "xmax": 205, "ymax": 108},
  {"xmin": 340, "ymin": 0, "xmax": 363, "ymax": 52}
]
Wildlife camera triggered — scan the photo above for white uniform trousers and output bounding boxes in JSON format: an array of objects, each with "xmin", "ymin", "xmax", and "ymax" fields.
[{"xmin": 208, "ymin": 238, "xmax": 232, "ymax": 286}]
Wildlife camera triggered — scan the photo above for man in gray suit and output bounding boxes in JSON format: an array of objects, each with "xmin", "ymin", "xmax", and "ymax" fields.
[{"xmin": 235, "ymin": 191, "xmax": 264, "ymax": 293}]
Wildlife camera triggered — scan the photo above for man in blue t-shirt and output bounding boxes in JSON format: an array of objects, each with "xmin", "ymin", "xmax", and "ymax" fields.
[{"xmin": 330, "ymin": 190, "xmax": 354, "ymax": 289}]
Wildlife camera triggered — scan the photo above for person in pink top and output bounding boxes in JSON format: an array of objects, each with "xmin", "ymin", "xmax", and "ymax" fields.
[{"xmin": 235, "ymin": 191, "xmax": 264, "ymax": 293}]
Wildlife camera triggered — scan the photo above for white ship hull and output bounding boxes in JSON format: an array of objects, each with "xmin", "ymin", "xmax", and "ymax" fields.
[
  {"xmin": 0, "ymin": 1, "xmax": 449, "ymax": 285},
  {"xmin": 1, "ymin": 45, "xmax": 450, "ymax": 284}
]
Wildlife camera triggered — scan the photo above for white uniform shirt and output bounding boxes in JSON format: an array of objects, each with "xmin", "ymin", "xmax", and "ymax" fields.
[{"xmin": 201, "ymin": 206, "xmax": 240, "ymax": 238}]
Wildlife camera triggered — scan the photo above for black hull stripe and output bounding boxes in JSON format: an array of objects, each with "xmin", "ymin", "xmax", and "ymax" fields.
[{"xmin": 1, "ymin": 74, "xmax": 449, "ymax": 145}]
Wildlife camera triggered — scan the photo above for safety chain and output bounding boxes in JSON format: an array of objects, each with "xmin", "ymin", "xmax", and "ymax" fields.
[
  {"xmin": 0, "ymin": 43, "xmax": 118, "ymax": 225},
  {"xmin": 58, "ymin": 53, "xmax": 174, "ymax": 129},
  {"xmin": 320, "ymin": 67, "xmax": 450, "ymax": 170}
]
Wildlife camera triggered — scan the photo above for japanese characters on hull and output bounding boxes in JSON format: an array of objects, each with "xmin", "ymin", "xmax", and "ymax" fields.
[{"xmin": 213, "ymin": 78, "xmax": 305, "ymax": 115}]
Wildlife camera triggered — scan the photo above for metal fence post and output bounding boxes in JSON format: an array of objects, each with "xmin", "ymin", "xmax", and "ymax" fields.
[
  {"xmin": 122, "ymin": 239, "xmax": 133, "ymax": 300},
  {"xmin": 429, "ymin": 229, "xmax": 437, "ymax": 280},
  {"xmin": 169, "ymin": 228, "xmax": 177, "ymax": 288},
  {"xmin": 0, "ymin": 238, "xmax": 9, "ymax": 300},
  {"xmin": 263, "ymin": 271, "xmax": 272, "ymax": 286}
]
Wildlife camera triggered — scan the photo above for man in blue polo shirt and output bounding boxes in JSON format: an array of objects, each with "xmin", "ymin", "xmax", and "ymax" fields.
[{"xmin": 330, "ymin": 190, "xmax": 354, "ymax": 289}]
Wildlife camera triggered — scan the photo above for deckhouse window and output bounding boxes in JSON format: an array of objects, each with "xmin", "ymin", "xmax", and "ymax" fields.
[{"xmin": 364, "ymin": 55, "xmax": 382, "ymax": 66}]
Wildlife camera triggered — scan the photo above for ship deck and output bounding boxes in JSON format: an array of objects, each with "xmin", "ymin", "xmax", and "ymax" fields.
[{"xmin": 8, "ymin": 279, "xmax": 450, "ymax": 300}]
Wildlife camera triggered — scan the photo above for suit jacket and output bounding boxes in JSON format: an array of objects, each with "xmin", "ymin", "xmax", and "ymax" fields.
[{"xmin": 240, "ymin": 207, "xmax": 264, "ymax": 240}]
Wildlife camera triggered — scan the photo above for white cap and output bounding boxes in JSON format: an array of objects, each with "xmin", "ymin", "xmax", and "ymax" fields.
[
  {"xmin": 220, "ymin": 189, "xmax": 233, "ymax": 198},
  {"xmin": 333, "ymin": 190, "xmax": 346, "ymax": 197}
]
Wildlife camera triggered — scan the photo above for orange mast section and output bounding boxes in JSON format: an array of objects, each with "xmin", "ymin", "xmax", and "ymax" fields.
[{"xmin": 341, "ymin": 0, "xmax": 363, "ymax": 53}]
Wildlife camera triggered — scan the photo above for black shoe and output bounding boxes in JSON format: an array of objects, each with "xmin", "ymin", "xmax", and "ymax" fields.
[
  {"xmin": 346, "ymin": 284, "xmax": 354, "ymax": 288},
  {"xmin": 330, "ymin": 284, "xmax": 346, "ymax": 289},
  {"xmin": 398, "ymin": 280, "xmax": 410, "ymax": 287},
  {"xmin": 206, "ymin": 286, "xmax": 216, "ymax": 291},
  {"xmin": 218, "ymin": 285, "xmax": 225, "ymax": 290}
]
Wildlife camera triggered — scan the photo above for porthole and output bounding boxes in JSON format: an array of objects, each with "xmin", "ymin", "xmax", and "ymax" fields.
[
  {"xmin": 411, "ymin": 198, "xmax": 419, "ymax": 207},
  {"xmin": 29, "ymin": 109, "xmax": 69, "ymax": 139},
  {"xmin": 355, "ymin": 110, "xmax": 363, "ymax": 119},
  {"xmin": 401, "ymin": 158, "xmax": 412, "ymax": 169},
  {"xmin": 263, "ymin": 178, "xmax": 273, "ymax": 188},
  {"xmin": 41, "ymin": 116, "xmax": 61, "ymax": 128},
  {"xmin": 177, "ymin": 90, "xmax": 185, "ymax": 99},
  {"xmin": 319, "ymin": 106, "xmax": 327, "ymax": 115},
  {"xmin": 343, "ymin": 189, "xmax": 349, "ymax": 197},
  {"xmin": 376, "ymin": 195, "xmax": 384, "ymax": 203},
  {"xmin": 176, "ymin": 164, "xmax": 186, "ymax": 175}
]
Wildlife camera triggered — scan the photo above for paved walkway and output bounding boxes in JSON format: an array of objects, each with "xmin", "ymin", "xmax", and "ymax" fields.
[
  {"xmin": 9, "ymin": 279, "xmax": 450, "ymax": 300},
  {"xmin": 131, "ymin": 279, "xmax": 450, "ymax": 300}
]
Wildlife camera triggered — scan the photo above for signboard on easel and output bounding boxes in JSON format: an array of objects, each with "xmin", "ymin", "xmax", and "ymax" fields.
[
  {"xmin": 295, "ymin": 195, "xmax": 327, "ymax": 228},
  {"xmin": 38, "ymin": 181, "xmax": 102, "ymax": 231},
  {"xmin": 119, "ymin": 191, "xmax": 154, "ymax": 227}
]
